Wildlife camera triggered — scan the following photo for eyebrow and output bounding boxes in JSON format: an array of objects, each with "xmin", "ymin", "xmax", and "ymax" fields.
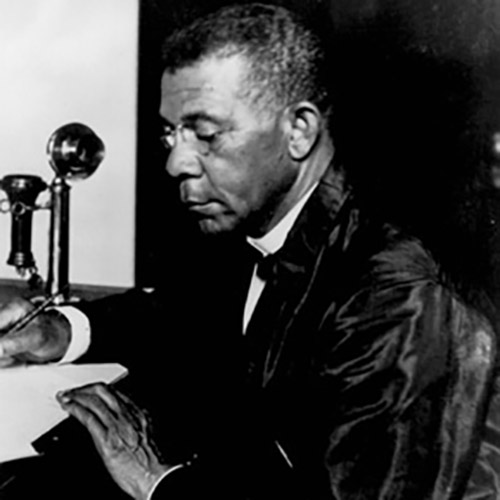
[{"xmin": 160, "ymin": 111, "xmax": 227, "ymax": 128}]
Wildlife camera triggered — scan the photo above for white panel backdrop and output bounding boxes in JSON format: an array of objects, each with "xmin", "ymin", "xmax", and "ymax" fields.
[{"xmin": 0, "ymin": 0, "xmax": 138, "ymax": 287}]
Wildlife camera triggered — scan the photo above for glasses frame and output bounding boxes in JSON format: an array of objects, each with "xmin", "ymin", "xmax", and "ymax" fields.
[{"xmin": 159, "ymin": 123, "xmax": 212, "ymax": 156}]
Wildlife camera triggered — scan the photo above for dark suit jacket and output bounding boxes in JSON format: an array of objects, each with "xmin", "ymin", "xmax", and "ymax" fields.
[{"xmin": 76, "ymin": 164, "xmax": 497, "ymax": 499}]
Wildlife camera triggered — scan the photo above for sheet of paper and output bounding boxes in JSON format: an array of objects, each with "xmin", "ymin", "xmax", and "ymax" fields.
[{"xmin": 0, "ymin": 363, "xmax": 127, "ymax": 463}]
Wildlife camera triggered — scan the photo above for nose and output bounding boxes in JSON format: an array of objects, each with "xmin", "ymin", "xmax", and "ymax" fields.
[{"xmin": 165, "ymin": 141, "xmax": 203, "ymax": 179}]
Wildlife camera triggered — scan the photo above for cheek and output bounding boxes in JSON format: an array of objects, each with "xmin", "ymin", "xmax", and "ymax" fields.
[
  {"xmin": 203, "ymin": 154, "xmax": 257, "ymax": 202},
  {"xmin": 252, "ymin": 143, "xmax": 294, "ymax": 193},
  {"xmin": 212, "ymin": 167, "xmax": 258, "ymax": 210},
  {"xmin": 206, "ymin": 130, "xmax": 289, "ymax": 208}
]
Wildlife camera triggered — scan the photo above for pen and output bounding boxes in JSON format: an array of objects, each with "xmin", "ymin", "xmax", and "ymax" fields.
[{"xmin": 6, "ymin": 287, "xmax": 67, "ymax": 335}]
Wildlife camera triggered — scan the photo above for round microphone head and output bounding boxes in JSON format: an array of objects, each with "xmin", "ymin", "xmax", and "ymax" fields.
[{"xmin": 46, "ymin": 122, "xmax": 105, "ymax": 181}]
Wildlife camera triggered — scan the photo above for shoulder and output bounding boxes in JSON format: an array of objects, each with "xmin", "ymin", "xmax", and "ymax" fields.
[
  {"xmin": 365, "ymin": 223, "xmax": 440, "ymax": 286},
  {"xmin": 326, "ymin": 205, "xmax": 441, "ymax": 293}
]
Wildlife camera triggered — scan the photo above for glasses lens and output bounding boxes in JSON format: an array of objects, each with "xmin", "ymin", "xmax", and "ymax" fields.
[
  {"xmin": 160, "ymin": 125, "xmax": 210, "ymax": 155},
  {"xmin": 160, "ymin": 133, "xmax": 174, "ymax": 150}
]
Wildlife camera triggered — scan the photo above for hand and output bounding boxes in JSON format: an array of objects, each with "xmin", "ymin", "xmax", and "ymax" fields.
[
  {"xmin": 57, "ymin": 383, "xmax": 172, "ymax": 500},
  {"xmin": 0, "ymin": 296, "xmax": 71, "ymax": 366}
]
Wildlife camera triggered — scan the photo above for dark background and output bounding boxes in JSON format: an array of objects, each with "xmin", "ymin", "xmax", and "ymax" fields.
[{"xmin": 135, "ymin": 0, "xmax": 500, "ymax": 314}]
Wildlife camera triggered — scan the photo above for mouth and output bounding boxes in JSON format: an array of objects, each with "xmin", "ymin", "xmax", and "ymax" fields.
[{"xmin": 184, "ymin": 200, "xmax": 220, "ymax": 215}]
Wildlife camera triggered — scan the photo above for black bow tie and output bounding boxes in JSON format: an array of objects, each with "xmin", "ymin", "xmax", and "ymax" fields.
[
  {"xmin": 244, "ymin": 244, "xmax": 278, "ymax": 280},
  {"xmin": 255, "ymin": 252, "xmax": 278, "ymax": 281}
]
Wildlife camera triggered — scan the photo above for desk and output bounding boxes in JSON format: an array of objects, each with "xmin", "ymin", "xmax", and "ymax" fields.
[
  {"xmin": 0, "ymin": 278, "xmax": 127, "ymax": 302},
  {"xmin": 0, "ymin": 279, "xmax": 129, "ymax": 500}
]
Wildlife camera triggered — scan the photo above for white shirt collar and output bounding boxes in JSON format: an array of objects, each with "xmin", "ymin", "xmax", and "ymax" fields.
[{"xmin": 247, "ymin": 182, "xmax": 318, "ymax": 257}]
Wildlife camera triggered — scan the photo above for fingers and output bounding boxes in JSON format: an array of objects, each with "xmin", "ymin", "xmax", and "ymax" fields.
[
  {"xmin": 67, "ymin": 382, "xmax": 122, "ymax": 411},
  {"xmin": 0, "ymin": 309, "xmax": 71, "ymax": 364},
  {"xmin": 0, "ymin": 298, "xmax": 36, "ymax": 360},
  {"xmin": 57, "ymin": 383, "xmax": 153, "ymax": 460},
  {"xmin": 113, "ymin": 390, "xmax": 150, "ymax": 427},
  {"xmin": 57, "ymin": 382, "xmax": 119, "ymax": 420},
  {"xmin": 57, "ymin": 383, "xmax": 168, "ymax": 499},
  {"xmin": 0, "ymin": 297, "xmax": 33, "ymax": 332},
  {"xmin": 0, "ymin": 356, "xmax": 17, "ymax": 368},
  {"xmin": 57, "ymin": 383, "xmax": 114, "ymax": 447},
  {"xmin": 57, "ymin": 383, "xmax": 142, "ymax": 438}
]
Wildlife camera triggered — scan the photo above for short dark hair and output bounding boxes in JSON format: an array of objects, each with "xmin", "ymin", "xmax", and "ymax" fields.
[{"xmin": 161, "ymin": 3, "xmax": 332, "ymax": 115}]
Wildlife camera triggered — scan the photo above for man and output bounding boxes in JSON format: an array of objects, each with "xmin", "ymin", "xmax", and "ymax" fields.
[{"xmin": 0, "ymin": 3, "xmax": 496, "ymax": 499}]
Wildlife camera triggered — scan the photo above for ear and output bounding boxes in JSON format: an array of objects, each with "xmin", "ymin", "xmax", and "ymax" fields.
[{"xmin": 283, "ymin": 102, "xmax": 322, "ymax": 161}]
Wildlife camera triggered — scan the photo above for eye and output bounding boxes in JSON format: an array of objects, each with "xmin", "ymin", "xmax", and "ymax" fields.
[
  {"xmin": 192, "ymin": 119, "xmax": 226, "ymax": 141},
  {"xmin": 195, "ymin": 130, "xmax": 221, "ymax": 143}
]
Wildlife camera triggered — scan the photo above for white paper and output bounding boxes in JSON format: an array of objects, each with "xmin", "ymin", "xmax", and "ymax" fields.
[{"xmin": 0, "ymin": 363, "xmax": 127, "ymax": 463}]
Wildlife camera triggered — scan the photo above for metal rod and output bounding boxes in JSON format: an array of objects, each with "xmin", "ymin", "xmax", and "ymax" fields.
[{"xmin": 46, "ymin": 177, "xmax": 71, "ymax": 304}]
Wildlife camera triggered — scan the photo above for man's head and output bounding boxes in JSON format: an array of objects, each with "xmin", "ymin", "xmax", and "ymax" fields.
[
  {"xmin": 162, "ymin": 3, "xmax": 332, "ymax": 116},
  {"xmin": 159, "ymin": 3, "xmax": 334, "ymax": 237}
]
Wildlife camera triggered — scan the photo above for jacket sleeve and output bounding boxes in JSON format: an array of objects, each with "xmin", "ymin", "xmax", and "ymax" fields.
[
  {"xmin": 309, "ymin": 273, "xmax": 496, "ymax": 499},
  {"xmin": 462, "ymin": 374, "xmax": 500, "ymax": 499},
  {"xmin": 74, "ymin": 287, "xmax": 175, "ymax": 366},
  {"xmin": 72, "ymin": 236, "xmax": 247, "ymax": 370}
]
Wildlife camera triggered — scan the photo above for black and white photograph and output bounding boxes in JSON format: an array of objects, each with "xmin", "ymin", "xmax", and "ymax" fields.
[{"xmin": 0, "ymin": 1, "xmax": 500, "ymax": 498}]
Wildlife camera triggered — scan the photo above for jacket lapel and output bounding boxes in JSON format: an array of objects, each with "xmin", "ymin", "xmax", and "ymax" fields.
[{"xmin": 244, "ymin": 164, "xmax": 352, "ymax": 387}]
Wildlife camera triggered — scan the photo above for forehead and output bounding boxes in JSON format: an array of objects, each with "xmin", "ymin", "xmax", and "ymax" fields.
[{"xmin": 159, "ymin": 54, "xmax": 253, "ymax": 122}]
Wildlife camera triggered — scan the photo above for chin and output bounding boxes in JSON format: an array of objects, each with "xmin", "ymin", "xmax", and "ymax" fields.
[{"xmin": 197, "ymin": 216, "xmax": 239, "ymax": 235}]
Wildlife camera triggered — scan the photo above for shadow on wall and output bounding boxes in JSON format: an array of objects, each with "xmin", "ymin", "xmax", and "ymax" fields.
[{"xmin": 325, "ymin": 0, "xmax": 500, "ymax": 323}]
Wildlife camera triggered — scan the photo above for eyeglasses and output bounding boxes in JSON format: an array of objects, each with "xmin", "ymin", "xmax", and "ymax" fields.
[{"xmin": 159, "ymin": 123, "xmax": 218, "ymax": 156}]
